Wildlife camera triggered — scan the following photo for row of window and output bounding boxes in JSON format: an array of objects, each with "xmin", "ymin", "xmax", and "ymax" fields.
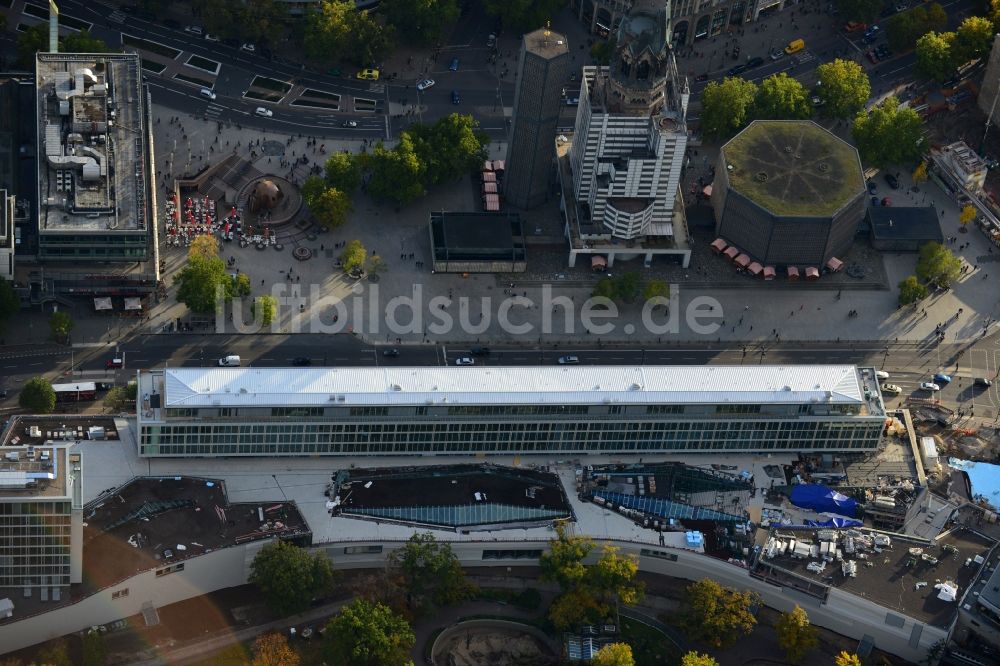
[{"xmin": 0, "ymin": 502, "xmax": 72, "ymax": 515}]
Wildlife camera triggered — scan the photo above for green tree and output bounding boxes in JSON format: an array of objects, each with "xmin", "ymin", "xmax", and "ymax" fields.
[
  {"xmin": 887, "ymin": 3, "xmax": 948, "ymax": 52},
  {"xmin": 540, "ymin": 524, "xmax": 595, "ymax": 591},
  {"xmin": 835, "ymin": 651, "xmax": 863, "ymax": 666},
  {"xmin": 915, "ymin": 31, "xmax": 957, "ymax": 82},
  {"xmin": 81, "ymin": 630, "xmax": 107, "ymax": 666},
  {"xmin": 409, "ymin": 114, "xmax": 490, "ymax": 186},
  {"xmin": 592, "ymin": 642, "xmax": 635, "ymax": 666},
  {"xmin": 775, "ymin": 605, "xmax": 818, "ymax": 663},
  {"xmin": 103, "ymin": 383, "xmax": 138, "ymax": 413},
  {"xmin": 835, "ymin": 0, "xmax": 878, "ymax": 22},
  {"xmin": 61, "ymin": 30, "xmax": 109, "ymax": 53},
  {"xmin": 851, "ymin": 97, "xmax": 926, "ymax": 167},
  {"xmin": 615, "ymin": 272, "xmax": 642, "ymax": 303},
  {"xmin": 49, "ymin": 311, "xmax": 73, "ymax": 343},
  {"xmin": 916, "ymin": 241, "xmax": 962, "ymax": 288},
  {"xmin": 176, "ymin": 254, "xmax": 232, "ymax": 314},
  {"xmin": 304, "ymin": 0, "xmax": 352, "ymax": 61},
  {"xmin": 324, "ymin": 599, "xmax": 415, "ymax": 666},
  {"xmin": 19, "ymin": 377, "xmax": 56, "ymax": 414},
  {"xmin": 681, "ymin": 653, "xmax": 720, "ymax": 666},
  {"xmin": 700, "ymin": 77, "xmax": 759, "ymax": 139},
  {"xmin": 249, "ymin": 540, "xmax": 334, "ymax": 616},
  {"xmin": 16, "ymin": 24, "xmax": 48, "ymax": 68},
  {"xmin": 196, "ymin": 0, "xmax": 241, "ymax": 39},
  {"xmin": 341, "ymin": 240, "xmax": 367, "ymax": 274},
  {"xmin": 898, "ymin": 275, "xmax": 929, "ymax": 305},
  {"xmin": 305, "ymin": 185, "xmax": 352, "ymax": 229},
  {"xmin": 388, "ymin": 533, "xmax": 474, "ymax": 613},
  {"xmin": 592, "ymin": 278, "xmax": 616, "ymax": 300},
  {"xmin": 643, "ymin": 279, "xmax": 670, "ymax": 302},
  {"xmin": 483, "ymin": 0, "xmax": 566, "ymax": 31},
  {"xmin": 0, "ymin": 276, "xmax": 20, "ymax": 327},
  {"xmin": 381, "ymin": 0, "xmax": 458, "ymax": 44},
  {"xmin": 233, "ymin": 272, "xmax": 252, "ymax": 297},
  {"xmin": 324, "ymin": 152, "xmax": 362, "ymax": 193},
  {"xmin": 345, "ymin": 9, "xmax": 393, "ymax": 66},
  {"xmin": 593, "ymin": 544, "xmax": 644, "ymax": 607},
  {"xmin": 252, "ymin": 295, "xmax": 278, "ymax": 326},
  {"xmin": 680, "ymin": 578, "xmax": 758, "ymax": 649},
  {"xmin": 548, "ymin": 585, "xmax": 606, "ymax": 630},
  {"xmin": 237, "ymin": 0, "xmax": 288, "ymax": 44},
  {"xmin": 754, "ymin": 73, "xmax": 811, "ymax": 120},
  {"xmin": 954, "ymin": 16, "xmax": 995, "ymax": 62},
  {"xmin": 251, "ymin": 631, "xmax": 299, "ymax": 666},
  {"xmin": 815, "ymin": 59, "xmax": 871, "ymax": 119},
  {"xmin": 36, "ymin": 639, "xmax": 72, "ymax": 666},
  {"xmin": 368, "ymin": 137, "xmax": 427, "ymax": 205}
]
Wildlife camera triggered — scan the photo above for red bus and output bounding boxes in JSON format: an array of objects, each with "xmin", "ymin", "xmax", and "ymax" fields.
[{"xmin": 52, "ymin": 381, "xmax": 97, "ymax": 402}]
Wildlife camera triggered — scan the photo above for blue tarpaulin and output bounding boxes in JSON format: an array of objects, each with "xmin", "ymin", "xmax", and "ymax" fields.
[{"xmin": 790, "ymin": 484, "xmax": 858, "ymax": 518}]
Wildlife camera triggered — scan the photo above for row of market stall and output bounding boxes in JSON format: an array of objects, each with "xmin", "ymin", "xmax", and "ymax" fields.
[
  {"xmin": 482, "ymin": 160, "xmax": 505, "ymax": 212},
  {"xmin": 164, "ymin": 192, "xmax": 276, "ymax": 248},
  {"xmin": 93, "ymin": 296, "xmax": 144, "ymax": 315},
  {"xmin": 710, "ymin": 238, "xmax": 844, "ymax": 280}
]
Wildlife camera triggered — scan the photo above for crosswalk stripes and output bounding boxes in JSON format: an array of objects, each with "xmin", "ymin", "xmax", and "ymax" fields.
[
  {"xmin": 205, "ymin": 103, "xmax": 223, "ymax": 118},
  {"xmin": 795, "ymin": 51, "xmax": 816, "ymax": 64},
  {"xmin": 107, "ymin": 10, "xmax": 127, "ymax": 24}
]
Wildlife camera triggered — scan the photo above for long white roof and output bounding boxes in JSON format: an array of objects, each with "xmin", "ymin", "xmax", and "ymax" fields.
[{"xmin": 160, "ymin": 365, "xmax": 865, "ymax": 408}]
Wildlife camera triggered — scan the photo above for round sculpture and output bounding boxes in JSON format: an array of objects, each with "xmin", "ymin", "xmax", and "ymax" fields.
[{"xmin": 248, "ymin": 179, "xmax": 284, "ymax": 212}]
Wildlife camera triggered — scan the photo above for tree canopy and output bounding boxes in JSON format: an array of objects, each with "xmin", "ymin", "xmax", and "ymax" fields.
[
  {"xmin": 252, "ymin": 295, "xmax": 278, "ymax": 327},
  {"xmin": 341, "ymin": 240, "xmax": 367, "ymax": 274},
  {"xmin": 886, "ymin": 3, "xmax": 948, "ymax": 52},
  {"xmin": 388, "ymin": 532, "xmax": 474, "ymax": 613},
  {"xmin": 775, "ymin": 605, "xmax": 818, "ymax": 663},
  {"xmin": 81, "ymin": 630, "xmax": 107, "ymax": 666},
  {"xmin": 954, "ymin": 16, "xmax": 995, "ymax": 62},
  {"xmin": 592, "ymin": 642, "xmax": 635, "ymax": 666},
  {"xmin": 381, "ymin": 0, "xmax": 458, "ymax": 45},
  {"xmin": 815, "ymin": 59, "xmax": 871, "ymax": 119},
  {"xmin": 323, "ymin": 599, "xmax": 415, "ymax": 666},
  {"xmin": 49, "ymin": 311, "xmax": 73, "ymax": 343},
  {"xmin": 408, "ymin": 114, "xmax": 490, "ymax": 186},
  {"xmin": 304, "ymin": 182, "xmax": 352, "ymax": 229},
  {"xmin": 835, "ymin": 0, "xmax": 879, "ymax": 22},
  {"xmin": 681, "ymin": 653, "xmax": 720, "ymax": 666},
  {"xmin": 368, "ymin": 136, "xmax": 427, "ymax": 206},
  {"xmin": 19, "ymin": 377, "xmax": 56, "ymax": 414},
  {"xmin": 916, "ymin": 241, "xmax": 962, "ymax": 288},
  {"xmin": 915, "ymin": 31, "xmax": 958, "ymax": 81},
  {"xmin": 0, "ymin": 276, "xmax": 21, "ymax": 328},
  {"xmin": 834, "ymin": 652, "xmax": 863, "ymax": 666},
  {"xmin": 483, "ymin": 0, "xmax": 565, "ymax": 31},
  {"xmin": 103, "ymin": 383, "xmax": 138, "ymax": 413},
  {"xmin": 680, "ymin": 578, "xmax": 758, "ymax": 648},
  {"xmin": 754, "ymin": 73, "xmax": 812, "ymax": 120},
  {"xmin": 851, "ymin": 96, "xmax": 925, "ymax": 167},
  {"xmin": 248, "ymin": 540, "xmax": 334, "ymax": 616},
  {"xmin": 541, "ymin": 524, "xmax": 595, "ymax": 590},
  {"xmin": 898, "ymin": 275, "xmax": 929, "ymax": 306},
  {"xmin": 176, "ymin": 253, "xmax": 232, "ymax": 314},
  {"xmin": 304, "ymin": 1, "xmax": 392, "ymax": 66},
  {"xmin": 699, "ymin": 77, "xmax": 758, "ymax": 140},
  {"xmin": 324, "ymin": 152, "xmax": 362, "ymax": 193},
  {"xmin": 61, "ymin": 30, "xmax": 109, "ymax": 54},
  {"xmin": 250, "ymin": 632, "xmax": 299, "ymax": 666}
]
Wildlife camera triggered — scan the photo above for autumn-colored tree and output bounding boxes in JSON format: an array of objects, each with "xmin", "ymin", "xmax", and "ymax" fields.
[
  {"xmin": 189, "ymin": 234, "xmax": 219, "ymax": 261},
  {"xmin": 251, "ymin": 632, "xmax": 300, "ymax": 666},
  {"xmin": 548, "ymin": 586, "xmax": 607, "ymax": 630},
  {"xmin": 775, "ymin": 605, "xmax": 819, "ymax": 663},
  {"xmin": 912, "ymin": 162, "xmax": 928, "ymax": 183},
  {"xmin": 835, "ymin": 652, "xmax": 863, "ymax": 666},
  {"xmin": 540, "ymin": 524, "xmax": 595, "ymax": 591},
  {"xmin": 680, "ymin": 578, "xmax": 758, "ymax": 648},
  {"xmin": 593, "ymin": 545, "xmax": 645, "ymax": 607},
  {"xmin": 960, "ymin": 204, "xmax": 977, "ymax": 226},
  {"xmin": 681, "ymin": 652, "xmax": 720, "ymax": 666},
  {"xmin": 592, "ymin": 642, "xmax": 635, "ymax": 666}
]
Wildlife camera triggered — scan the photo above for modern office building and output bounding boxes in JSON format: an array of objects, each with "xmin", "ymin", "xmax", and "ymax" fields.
[
  {"xmin": 0, "ymin": 190, "xmax": 13, "ymax": 280},
  {"xmin": 136, "ymin": 365, "xmax": 887, "ymax": 458},
  {"xmin": 560, "ymin": 1, "xmax": 692, "ymax": 268},
  {"xmin": 0, "ymin": 444, "xmax": 83, "ymax": 591},
  {"xmin": 504, "ymin": 27, "xmax": 571, "ymax": 210},
  {"xmin": 34, "ymin": 53, "xmax": 155, "ymax": 262},
  {"xmin": 712, "ymin": 121, "xmax": 866, "ymax": 268}
]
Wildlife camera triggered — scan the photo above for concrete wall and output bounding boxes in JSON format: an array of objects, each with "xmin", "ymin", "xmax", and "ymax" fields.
[{"xmin": 0, "ymin": 538, "xmax": 946, "ymax": 662}]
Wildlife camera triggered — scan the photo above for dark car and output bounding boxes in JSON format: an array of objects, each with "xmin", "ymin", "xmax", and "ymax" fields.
[
  {"xmin": 451, "ymin": 90, "xmax": 460, "ymax": 105},
  {"xmin": 731, "ymin": 45, "xmax": 741, "ymax": 60},
  {"xmin": 382, "ymin": 348, "xmax": 400, "ymax": 357},
  {"xmin": 884, "ymin": 173, "xmax": 900, "ymax": 189},
  {"xmin": 881, "ymin": 196, "xmax": 892, "ymax": 206},
  {"xmin": 695, "ymin": 73, "xmax": 709, "ymax": 82},
  {"xmin": 291, "ymin": 357, "xmax": 312, "ymax": 366},
  {"xmin": 867, "ymin": 181, "xmax": 877, "ymax": 194},
  {"xmin": 746, "ymin": 56, "xmax": 764, "ymax": 68},
  {"xmin": 470, "ymin": 346, "xmax": 490, "ymax": 356},
  {"xmin": 933, "ymin": 372, "xmax": 952, "ymax": 385},
  {"xmin": 877, "ymin": 45, "xmax": 891, "ymax": 59},
  {"xmin": 95, "ymin": 382, "xmax": 115, "ymax": 391},
  {"xmin": 975, "ymin": 377, "xmax": 994, "ymax": 388},
  {"xmin": 728, "ymin": 64, "xmax": 748, "ymax": 76},
  {"xmin": 871, "ymin": 196, "xmax": 880, "ymax": 207}
]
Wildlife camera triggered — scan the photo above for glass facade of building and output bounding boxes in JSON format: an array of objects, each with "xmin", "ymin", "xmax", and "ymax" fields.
[
  {"xmin": 139, "ymin": 401, "xmax": 884, "ymax": 457},
  {"xmin": 0, "ymin": 500, "xmax": 73, "ymax": 587}
]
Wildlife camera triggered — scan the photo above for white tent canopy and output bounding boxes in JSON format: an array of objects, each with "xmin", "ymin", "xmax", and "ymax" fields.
[
  {"xmin": 93, "ymin": 297, "xmax": 112, "ymax": 311},
  {"xmin": 935, "ymin": 581, "xmax": 958, "ymax": 602},
  {"xmin": 124, "ymin": 297, "xmax": 142, "ymax": 311}
]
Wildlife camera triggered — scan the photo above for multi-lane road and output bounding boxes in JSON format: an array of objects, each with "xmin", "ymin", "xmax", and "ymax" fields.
[{"xmin": 3, "ymin": 333, "xmax": 996, "ymax": 415}]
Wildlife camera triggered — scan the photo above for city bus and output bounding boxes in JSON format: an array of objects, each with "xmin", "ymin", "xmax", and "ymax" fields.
[{"xmin": 52, "ymin": 381, "xmax": 97, "ymax": 402}]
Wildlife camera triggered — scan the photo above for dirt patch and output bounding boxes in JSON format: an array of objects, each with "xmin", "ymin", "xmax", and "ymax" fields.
[{"xmin": 433, "ymin": 626, "xmax": 556, "ymax": 666}]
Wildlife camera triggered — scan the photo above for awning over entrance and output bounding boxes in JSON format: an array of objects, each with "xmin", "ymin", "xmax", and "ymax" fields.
[
  {"xmin": 748, "ymin": 261, "xmax": 763, "ymax": 275},
  {"xmin": 805, "ymin": 267, "xmax": 820, "ymax": 280},
  {"xmin": 735, "ymin": 253, "xmax": 751, "ymax": 268},
  {"xmin": 723, "ymin": 246, "xmax": 740, "ymax": 261},
  {"xmin": 787, "ymin": 266, "xmax": 800, "ymax": 280},
  {"xmin": 763, "ymin": 266, "xmax": 776, "ymax": 280},
  {"xmin": 591, "ymin": 255, "xmax": 608, "ymax": 271},
  {"xmin": 710, "ymin": 238, "xmax": 727, "ymax": 254},
  {"xmin": 826, "ymin": 256, "xmax": 844, "ymax": 272}
]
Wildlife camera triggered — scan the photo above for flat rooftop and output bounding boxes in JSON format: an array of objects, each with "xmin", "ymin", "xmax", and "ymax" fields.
[
  {"xmin": 868, "ymin": 206, "xmax": 943, "ymax": 242},
  {"xmin": 35, "ymin": 52, "xmax": 148, "ymax": 233},
  {"xmin": 334, "ymin": 464, "xmax": 571, "ymax": 528},
  {"xmin": 721, "ymin": 121, "xmax": 865, "ymax": 217},
  {"xmin": 0, "ymin": 446, "xmax": 71, "ymax": 499},
  {"xmin": 83, "ymin": 477, "xmax": 308, "ymax": 589},
  {"xmin": 757, "ymin": 527, "xmax": 994, "ymax": 627},
  {"xmin": 154, "ymin": 365, "xmax": 870, "ymax": 409},
  {"xmin": 2, "ymin": 415, "xmax": 119, "ymax": 447}
]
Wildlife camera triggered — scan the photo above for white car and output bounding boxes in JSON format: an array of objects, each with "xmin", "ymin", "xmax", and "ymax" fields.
[
  {"xmin": 341, "ymin": 120, "xmax": 357, "ymax": 128},
  {"xmin": 770, "ymin": 50, "xmax": 785, "ymax": 61},
  {"xmin": 241, "ymin": 43, "xmax": 256, "ymax": 53},
  {"xmin": 881, "ymin": 383, "xmax": 902, "ymax": 395},
  {"xmin": 416, "ymin": 79, "xmax": 435, "ymax": 91},
  {"xmin": 199, "ymin": 87, "xmax": 217, "ymax": 100},
  {"xmin": 875, "ymin": 370, "xmax": 889, "ymax": 380},
  {"xmin": 255, "ymin": 107, "xmax": 273, "ymax": 117},
  {"xmin": 920, "ymin": 382, "xmax": 941, "ymax": 392},
  {"xmin": 455, "ymin": 357, "xmax": 474, "ymax": 366},
  {"xmin": 204, "ymin": 33, "xmax": 220, "ymax": 42},
  {"xmin": 184, "ymin": 25, "xmax": 203, "ymax": 36},
  {"xmin": 558, "ymin": 355, "xmax": 579, "ymax": 364}
]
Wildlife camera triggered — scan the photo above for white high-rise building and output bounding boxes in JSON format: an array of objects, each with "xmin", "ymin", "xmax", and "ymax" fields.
[{"xmin": 560, "ymin": 0, "xmax": 691, "ymax": 268}]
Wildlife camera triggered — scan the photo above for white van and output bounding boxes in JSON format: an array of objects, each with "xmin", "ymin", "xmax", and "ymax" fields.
[
  {"xmin": 199, "ymin": 88, "xmax": 217, "ymax": 100},
  {"xmin": 218, "ymin": 355, "xmax": 241, "ymax": 367}
]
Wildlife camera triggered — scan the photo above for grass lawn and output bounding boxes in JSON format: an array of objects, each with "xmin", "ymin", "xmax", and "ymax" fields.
[{"xmin": 621, "ymin": 617, "xmax": 681, "ymax": 666}]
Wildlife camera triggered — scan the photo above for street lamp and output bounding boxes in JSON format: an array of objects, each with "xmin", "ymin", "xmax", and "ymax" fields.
[{"xmin": 881, "ymin": 346, "xmax": 889, "ymax": 369}]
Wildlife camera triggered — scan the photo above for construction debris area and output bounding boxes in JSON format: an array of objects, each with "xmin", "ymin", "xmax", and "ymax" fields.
[
  {"xmin": 754, "ymin": 527, "xmax": 993, "ymax": 627},
  {"xmin": 83, "ymin": 477, "xmax": 309, "ymax": 590}
]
